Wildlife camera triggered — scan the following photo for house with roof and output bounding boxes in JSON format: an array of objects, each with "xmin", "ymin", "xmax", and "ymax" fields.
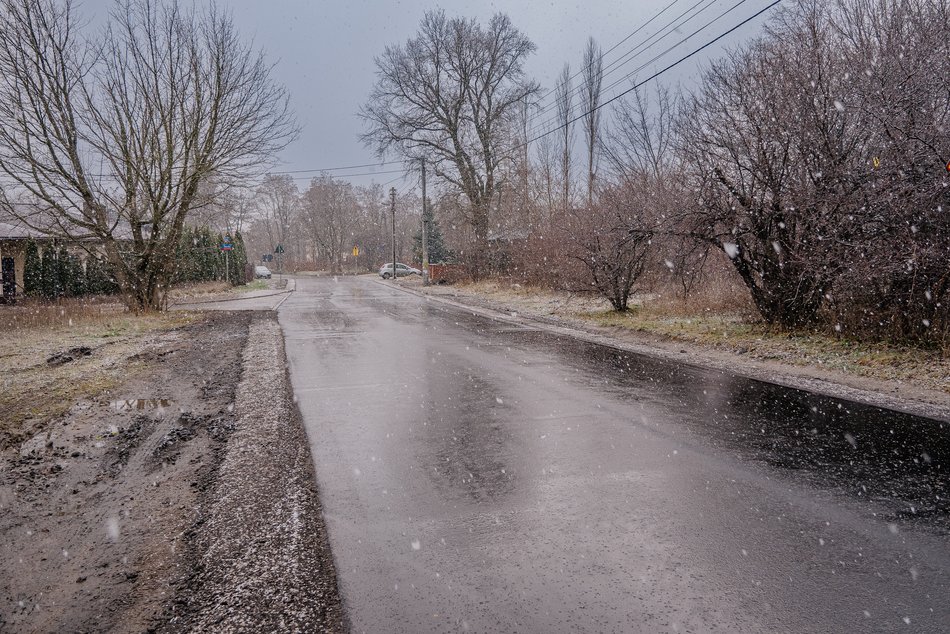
[
  {"xmin": 0, "ymin": 208, "xmax": 102, "ymax": 303},
  {"xmin": 0, "ymin": 214, "xmax": 47, "ymax": 302}
]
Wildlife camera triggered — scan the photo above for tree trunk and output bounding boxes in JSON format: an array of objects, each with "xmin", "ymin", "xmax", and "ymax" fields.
[{"xmin": 471, "ymin": 202, "xmax": 490, "ymax": 280}]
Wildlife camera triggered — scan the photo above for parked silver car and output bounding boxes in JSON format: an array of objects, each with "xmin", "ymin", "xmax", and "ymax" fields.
[
  {"xmin": 379, "ymin": 263, "xmax": 420, "ymax": 279},
  {"xmin": 254, "ymin": 265, "xmax": 272, "ymax": 279}
]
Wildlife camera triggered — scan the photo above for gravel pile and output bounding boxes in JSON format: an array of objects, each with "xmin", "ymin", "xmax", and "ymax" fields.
[{"xmin": 182, "ymin": 315, "xmax": 343, "ymax": 633}]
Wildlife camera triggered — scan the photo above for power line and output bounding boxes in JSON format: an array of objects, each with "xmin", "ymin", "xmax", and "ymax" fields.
[
  {"xmin": 526, "ymin": 0, "xmax": 745, "ymax": 139},
  {"xmin": 381, "ymin": 172, "xmax": 408, "ymax": 187},
  {"xmin": 596, "ymin": 0, "xmax": 753, "ymax": 103},
  {"xmin": 265, "ymin": 168, "xmax": 406, "ymax": 182},
  {"xmin": 528, "ymin": 0, "xmax": 713, "ymax": 126},
  {"xmin": 527, "ymin": 0, "xmax": 783, "ymax": 146},
  {"xmin": 531, "ymin": 0, "xmax": 684, "ymax": 109},
  {"xmin": 267, "ymin": 159, "xmax": 402, "ymax": 175},
  {"xmin": 397, "ymin": 175, "xmax": 419, "ymax": 197}
]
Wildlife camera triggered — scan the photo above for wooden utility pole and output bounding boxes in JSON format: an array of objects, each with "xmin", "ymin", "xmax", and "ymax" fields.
[
  {"xmin": 420, "ymin": 158, "xmax": 429, "ymax": 286},
  {"xmin": 390, "ymin": 187, "xmax": 397, "ymax": 282}
]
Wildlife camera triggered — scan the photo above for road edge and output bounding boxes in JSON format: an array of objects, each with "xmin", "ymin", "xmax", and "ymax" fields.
[
  {"xmin": 377, "ymin": 278, "xmax": 950, "ymax": 422},
  {"xmin": 161, "ymin": 313, "xmax": 344, "ymax": 632}
]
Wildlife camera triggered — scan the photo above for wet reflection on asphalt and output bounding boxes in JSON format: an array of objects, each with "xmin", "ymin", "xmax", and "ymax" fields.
[{"xmin": 280, "ymin": 276, "xmax": 950, "ymax": 633}]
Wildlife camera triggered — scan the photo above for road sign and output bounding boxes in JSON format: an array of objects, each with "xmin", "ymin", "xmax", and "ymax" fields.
[
  {"xmin": 221, "ymin": 243, "xmax": 233, "ymax": 251},
  {"xmin": 274, "ymin": 244, "xmax": 285, "ymax": 254},
  {"xmin": 262, "ymin": 254, "xmax": 273, "ymax": 262},
  {"xmin": 352, "ymin": 246, "xmax": 359, "ymax": 257}
]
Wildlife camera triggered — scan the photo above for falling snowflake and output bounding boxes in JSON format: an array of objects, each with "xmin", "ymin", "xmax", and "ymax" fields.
[{"xmin": 106, "ymin": 517, "xmax": 120, "ymax": 541}]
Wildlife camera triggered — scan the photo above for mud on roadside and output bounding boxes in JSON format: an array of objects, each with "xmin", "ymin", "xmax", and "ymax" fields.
[{"xmin": 0, "ymin": 311, "xmax": 343, "ymax": 632}]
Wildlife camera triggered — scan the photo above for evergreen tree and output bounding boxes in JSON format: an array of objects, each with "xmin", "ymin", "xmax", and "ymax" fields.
[
  {"xmin": 40, "ymin": 246, "xmax": 56, "ymax": 299},
  {"xmin": 200, "ymin": 228, "xmax": 217, "ymax": 281},
  {"xmin": 216, "ymin": 233, "xmax": 226, "ymax": 281},
  {"xmin": 65, "ymin": 254, "xmax": 85, "ymax": 297},
  {"xmin": 412, "ymin": 203, "xmax": 452, "ymax": 264},
  {"xmin": 232, "ymin": 232, "xmax": 248, "ymax": 285},
  {"xmin": 86, "ymin": 256, "xmax": 119, "ymax": 295},
  {"xmin": 85, "ymin": 255, "xmax": 103, "ymax": 294},
  {"xmin": 55, "ymin": 245, "xmax": 70, "ymax": 298},
  {"xmin": 172, "ymin": 226, "xmax": 190, "ymax": 283},
  {"xmin": 23, "ymin": 239, "xmax": 42, "ymax": 296}
]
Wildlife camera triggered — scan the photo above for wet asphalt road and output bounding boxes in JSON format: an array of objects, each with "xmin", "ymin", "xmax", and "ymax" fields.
[{"xmin": 278, "ymin": 276, "xmax": 949, "ymax": 633}]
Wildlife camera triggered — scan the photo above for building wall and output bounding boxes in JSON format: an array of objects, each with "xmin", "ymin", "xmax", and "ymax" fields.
[{"xmin": 0, "ymin": 240, "xmax": 27, "ymax": 295}]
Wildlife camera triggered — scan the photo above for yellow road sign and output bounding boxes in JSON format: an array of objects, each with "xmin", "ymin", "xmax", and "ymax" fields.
[{"xmin": 352, "ymin": 246, "xmax": 360, "ymax": 257}]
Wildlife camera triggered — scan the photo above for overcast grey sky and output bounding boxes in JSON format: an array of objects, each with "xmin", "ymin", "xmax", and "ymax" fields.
[{"xmin": 221, "ymin": 0, "xmax": 779, "ymax": 191}]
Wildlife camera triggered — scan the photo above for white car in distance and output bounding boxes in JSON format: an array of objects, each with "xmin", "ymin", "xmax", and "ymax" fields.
[{"xmin": 379, "ymin": 263, "xmax": 420, "ymax": 279}]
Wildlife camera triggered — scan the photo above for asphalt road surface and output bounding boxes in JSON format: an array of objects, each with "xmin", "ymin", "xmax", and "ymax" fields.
[{"xmin": 279, "ymin": 275, "xmax": 948, "ymax": 634}]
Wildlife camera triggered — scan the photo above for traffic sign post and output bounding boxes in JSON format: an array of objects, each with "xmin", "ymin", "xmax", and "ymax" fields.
[
  {"xmin": 274, "ymin": 244, "xmax": 284, "ymax": 279},
  {"xmin": 352, "ymin": 246, "xmax": 359, "ymax": 276},
  {"xmin": 221, "ymin": 240, "xmax": 233, "ymax": 284}
]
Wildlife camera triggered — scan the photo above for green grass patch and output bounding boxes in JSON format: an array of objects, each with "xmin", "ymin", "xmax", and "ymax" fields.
[{"xmin": 235, "ymin": 279, "xmax": 268, "ymax": 292}]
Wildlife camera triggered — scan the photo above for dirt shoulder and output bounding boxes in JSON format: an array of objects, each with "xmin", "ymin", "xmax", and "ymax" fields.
[
  {"xmin": 391, "ymin": 277, "xmax": 950, "ymax": 421},
  {"xmin": 0, "ymin": 308, "xmax": 342, "ymax": 632}
]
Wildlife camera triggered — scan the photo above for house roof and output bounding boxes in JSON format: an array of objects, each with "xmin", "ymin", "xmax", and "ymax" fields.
[
  {"xmin": 0, "ymin": 216, "xmax": 50, "ymax": 240},
  {"xmin": 0, "ymin": 204, "xmax": 135, "ymax": 241}
]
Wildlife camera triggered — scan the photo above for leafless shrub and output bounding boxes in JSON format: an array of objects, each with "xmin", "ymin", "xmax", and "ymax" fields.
[
  {"xmin": 565, "ymin": 182, "xmax": 654, "ymax": 311},
  {"xmin": 679, "ymin": 0, "xmax": 949, "ymax": 343}
]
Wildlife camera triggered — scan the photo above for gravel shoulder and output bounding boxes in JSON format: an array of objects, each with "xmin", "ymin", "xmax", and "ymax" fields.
[
  {"xmin": 0, "ymin": 309, "xmax": 342, "ymax": 632},
  {"xmin": 385, "ymin": 277, "xmax": 950, "ymax": 421},
  {"xmin": 162, "ymin": 316, "xmax": 343, "ymax": 633}
]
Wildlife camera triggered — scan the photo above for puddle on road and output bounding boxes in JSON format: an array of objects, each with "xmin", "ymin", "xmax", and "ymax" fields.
[{"xmin": 109, "ymin": 399, "xmax": 173, "ymax": 412}]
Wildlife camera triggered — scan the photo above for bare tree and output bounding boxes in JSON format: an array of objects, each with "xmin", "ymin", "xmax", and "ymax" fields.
[
  {"xmin": 190, "ymin": 182, "xmax": 255, "ymax": 237},
  {"xmin": 581, "ymin": 37, "xmax": 603, "ymax": 205},
  {"xmin": 604, "ymin": 85, "xmax": 705, "ymax": 297},
  {"xmin": 828, "ymin": 0, "xmax": 950, "ymax": 341},
  {"xmin": 533, "ymin": 134, "xmax": 558, "ymax": 227},
  {"xmin": 607, "ymin": 86, "xmax": 678, "ymax": 181},
  {"xmin": 0, "ymin": 0, "xmax": 296, "ymax": 310},
  {"xmin": 360, "ymin": 10, "xmax": 539, "ymax": 276},
  {"xmin": 554, "ymin": 64, "xmax": 574, "ymax": 213},
  {"xmin": 255, "ymin": 174, "xmax": 299, "ymax": 264},
  {"xmin": 300, "ymin": 175, "xmax": 359, "ymax": 274}
]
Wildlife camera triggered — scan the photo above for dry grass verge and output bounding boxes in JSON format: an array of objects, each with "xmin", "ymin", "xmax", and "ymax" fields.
[
  {"xmin": 423, "ymin": 279, "xmax": 949, "ymax": 397},
  {"xmin": 0, "ymin": 296, "xmax": 199, "ymax": 449}
]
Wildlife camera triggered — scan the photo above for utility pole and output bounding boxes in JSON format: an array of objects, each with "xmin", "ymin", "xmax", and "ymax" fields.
[
  {"xmin": 390, "ymin": 187, "xmax": 397, "ymax": 283},
  {"xmin": 420, "ymin": 158, "xmax": 429, "ymax": 286}
]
